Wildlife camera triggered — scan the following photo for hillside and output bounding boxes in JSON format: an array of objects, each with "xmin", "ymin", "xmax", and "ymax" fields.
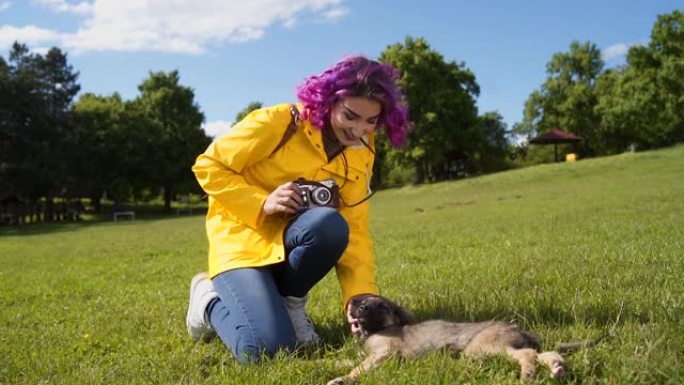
[{"xmin": 1, "ymin": 145, "xmax": 682, "ymax": 384}]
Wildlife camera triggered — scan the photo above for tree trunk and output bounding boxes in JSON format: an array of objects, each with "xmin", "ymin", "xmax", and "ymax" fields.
[
  {"xmin": 414, "ymin": 158, "xmax": 426, "ymax": 184},
  {"xmin": 90, "ymin": 194, "xmax": 101, "ymax": 213},
  {"xmin": 163, "ymin": 185, "xmax": 173, "ymax": 214},
  {"xmin": 45, "ymin": 195, "xmax": 54, "ymax": 222}
]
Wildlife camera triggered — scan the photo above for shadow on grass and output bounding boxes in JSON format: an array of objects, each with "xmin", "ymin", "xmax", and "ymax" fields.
[
  {"xmin": 198, "ymin": 334, "xmax": 343, "ymax": 364},
  {"xmin": 316, "ymin": 322, "xmax": 352, "ymax": 350}
]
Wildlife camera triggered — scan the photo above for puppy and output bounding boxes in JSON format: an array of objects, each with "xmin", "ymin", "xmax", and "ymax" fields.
[{"xmin": 329, "ymin": 295, "xmax": 604, "ymax": 384}]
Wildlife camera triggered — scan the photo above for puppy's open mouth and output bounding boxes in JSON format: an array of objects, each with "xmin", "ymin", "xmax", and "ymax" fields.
[{"xmin": 348, "ymin": 313, "xmax": 365, "ymax": 337}]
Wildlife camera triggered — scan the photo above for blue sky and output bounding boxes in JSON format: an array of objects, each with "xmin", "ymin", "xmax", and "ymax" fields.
[{"xmin": 1, "ymin": 0, "xmax": 680, "ymax": 137}]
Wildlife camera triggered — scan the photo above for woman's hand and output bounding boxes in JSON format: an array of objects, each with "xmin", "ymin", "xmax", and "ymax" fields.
[{"xmin": 262, "ymin": 182, "xmax": 304, "ymax": 216}]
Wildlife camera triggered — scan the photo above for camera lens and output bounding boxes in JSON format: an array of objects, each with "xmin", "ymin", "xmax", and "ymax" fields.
[{"xmin": 312, "ymin": 187, "xmax": 331, "ymax": 205}]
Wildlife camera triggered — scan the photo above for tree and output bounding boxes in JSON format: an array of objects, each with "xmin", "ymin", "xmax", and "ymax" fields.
[
  {"xmin": 71, "ymin": 93, "xmax": 128, "ymax": 211},
  {"xmin": 379, "ymin": 37, "xmax": 480, "ymax": 183},
  {"xmin": 1, "ymin": 43, "xmax": 80, "ymax": 220},
  {"xmin": 234, "ymin": 101, "xmax": 263, "ymax": 124},
  {"xmin": 0, "ymin": 56, "xmax": 14, "ymax": 190},
  {"xmin": 595, "ymin": 10, "xmax": 684, "ymax": 153},
  {"xmin": 40, "ymin": 48, "xmax": 81, "ymax": 202},
  {"xmin": 2, "ymin": 44, "xmax": 45, "ymax": 201},
  {"xmin": 133, "ymin": 70, "xmax": 210, "ymax": 212},
  {"xmin": 474, "ymin": 112, "xmax": 510, "ymax": 173},
  {"xmin": 517, "ymin": 41, "xmax": 604, "ymax": 157}
]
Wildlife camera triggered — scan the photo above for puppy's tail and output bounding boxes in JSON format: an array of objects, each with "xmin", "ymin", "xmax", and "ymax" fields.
[{"xmin": 556, "ymin": 333, "xmax": 613, "ymax": 353}]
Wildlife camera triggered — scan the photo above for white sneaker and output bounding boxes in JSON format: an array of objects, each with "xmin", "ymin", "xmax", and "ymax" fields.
[
  {"xmin": 282, "ymin": 294, "xmax": 320, "ymax": 345},
  {"xmin": 186, "ymin": 272, "xmax": 218, "ymax": 342}
]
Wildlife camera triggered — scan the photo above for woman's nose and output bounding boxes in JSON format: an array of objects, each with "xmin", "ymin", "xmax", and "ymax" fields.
[{"xmin": 354, "ymin": 123, "xmax": 375, "ymax": 136}]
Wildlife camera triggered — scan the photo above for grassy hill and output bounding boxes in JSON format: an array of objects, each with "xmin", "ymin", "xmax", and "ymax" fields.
[{"xmin": 1, "ymin": 145, "xmax": 682, "ymax": 384}]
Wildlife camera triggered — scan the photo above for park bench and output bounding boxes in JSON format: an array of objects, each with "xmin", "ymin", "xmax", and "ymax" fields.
[
  {"xmin": 113, "ymin": 211, "xmax": 135, "ymax": 222},
  {"xmin": 175, "ymin": 194, "xmax": 193, "ymax": 215},
  {"xmin": 175, "ymin": 206, "xmax": 194, "ymax": 215},
  {"xmin": 112, "ymin": 201, "xmax": 136, "ymax": 222}
]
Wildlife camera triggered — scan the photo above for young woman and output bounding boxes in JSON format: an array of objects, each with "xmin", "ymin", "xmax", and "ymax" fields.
[{"xmin": 187, "ymin": 55, "xmax": 411, "ymax": 363}]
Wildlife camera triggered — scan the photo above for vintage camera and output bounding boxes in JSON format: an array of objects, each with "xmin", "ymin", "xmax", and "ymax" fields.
[{"xmin": 294, "ymin": 178, "xmax": 340, "ymax": 210}]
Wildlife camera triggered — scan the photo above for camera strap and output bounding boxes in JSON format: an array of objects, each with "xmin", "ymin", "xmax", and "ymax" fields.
[
  {"xmin": 342, "ymin": 189, "xmax": 377, "ymax": 208},
  {"xmin": 270, "ymin": 104, "xmax": 300, "ymax": 156}
]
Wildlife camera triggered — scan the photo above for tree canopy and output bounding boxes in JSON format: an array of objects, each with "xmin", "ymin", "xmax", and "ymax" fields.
[
  {"xmin": 595, "ymin": 10, "xmax": 684, "ymax": 153},
  {"xmin": 234, "ymin": 101, "xmax": 263, "ymax": 124},
  {"xmin": 1, "ymin": 43, "xmax": 210, "ymax": 220},
  {"xmin": 2, "ymin": 10, "xmax": 683, "ymax": 224},
  {"xmin": 132, "ymin": 70, "xmax": 209, "ymax": 212},
  {"xmin": 518, "ymin": 10, "xmax": 683, "ymax": 157},
  {"xmin": 516, "ymin": 41, "xmax": 604, "ymax": 156},
  {"xmin": 379, "ymin": 36, "xmax": 482, "ymax": 183},
  {"xmin": 1, "ymin": 43, "xmax": 80, "ymax": 219}
]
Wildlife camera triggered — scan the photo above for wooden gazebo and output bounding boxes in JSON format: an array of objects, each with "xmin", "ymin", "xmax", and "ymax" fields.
[{"xmin": 529, "ymin": 128, "xmax": 582, "ymax": 162}]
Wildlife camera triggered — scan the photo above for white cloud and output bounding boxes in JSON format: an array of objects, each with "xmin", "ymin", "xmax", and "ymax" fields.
[
  {"xmin": 0, "ymin": 25, "xmax": 62, "ymax": 47},
  {"xmin": 31, "ymin": 46, "xmax": 52, "ymax": 55},
  {"xmin": 323, "ymin": 6, "xmax": 349, "ymax": 21},
  {"xmin": 1, "ymin": 0, "xmax": 348, "ymax": 54},
  {"xmin": 33, "ymin": 0, "xmax": 93, "ymax": 15},
  {"xmin": 202, "ymin": 120, "xmax": 232, "ymax": 138},
  {"xmin": 602, "ymin": 42, "xmax": 642, "ymax": 61},
  {"xmin": 0, "ymin": 2, "xmax": 11, "ymax": 13}
]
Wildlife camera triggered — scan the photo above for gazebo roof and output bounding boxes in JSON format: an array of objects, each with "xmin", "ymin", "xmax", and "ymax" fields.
[{"xmin": 529, "ymin": 128, "xmax": 582, "ymax": 144}]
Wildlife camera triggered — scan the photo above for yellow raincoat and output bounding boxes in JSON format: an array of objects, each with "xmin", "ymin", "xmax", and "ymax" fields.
[{"xmin": 192, "ymin": 103, "xmax": 378, "ymax": 305}]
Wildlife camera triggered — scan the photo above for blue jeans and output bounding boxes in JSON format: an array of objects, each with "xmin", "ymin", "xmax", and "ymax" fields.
[{"xmin": 207, "ymin": 207, "xmax": 349, "ymax": 364}]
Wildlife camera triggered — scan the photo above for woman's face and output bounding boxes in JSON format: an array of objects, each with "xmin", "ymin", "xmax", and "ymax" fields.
[{"xmin": 329, "ymin": 96, "xmax": 381, "ymax": 146}]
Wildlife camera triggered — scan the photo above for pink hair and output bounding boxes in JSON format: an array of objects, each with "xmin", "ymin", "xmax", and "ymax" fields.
[{"xmin": 296, "ymin": 56, "xmax": 411, "ymax": 147}]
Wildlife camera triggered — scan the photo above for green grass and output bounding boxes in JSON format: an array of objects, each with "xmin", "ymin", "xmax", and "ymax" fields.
[{"xmin": 2, "ymin": 145, "xmax": 683, "ymax": 384}]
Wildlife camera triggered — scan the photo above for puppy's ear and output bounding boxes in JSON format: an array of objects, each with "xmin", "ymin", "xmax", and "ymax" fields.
[
  {"xmin": 348, "ymin": 293, "xmax": 374, "ymax": 310},
  {"xmin": 391, "ymin": 302, "xmax": 417, "ymax": 325}
]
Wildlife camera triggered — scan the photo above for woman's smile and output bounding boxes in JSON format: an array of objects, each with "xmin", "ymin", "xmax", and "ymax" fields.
[{"xmin": 330, "ymin": 96, "xmax": 381, "ymax": 146}]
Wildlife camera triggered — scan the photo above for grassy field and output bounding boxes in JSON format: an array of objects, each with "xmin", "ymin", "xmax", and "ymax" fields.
[{"xmin": 1, "ymin": 145, "xmax": 683, "ymax": 384}]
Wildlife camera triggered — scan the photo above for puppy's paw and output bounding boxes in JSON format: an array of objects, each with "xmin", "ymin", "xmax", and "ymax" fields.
[
  {"xmin": 537, "ymin": 351, "xmax": 565, "ymax": 378},
  {"xmin": 326, "ymin": 377, "xmax": 346, "ymax": 385},
  {"xmin": 550, "ymin": 363, "xmax": 565, "ymax": 378}
]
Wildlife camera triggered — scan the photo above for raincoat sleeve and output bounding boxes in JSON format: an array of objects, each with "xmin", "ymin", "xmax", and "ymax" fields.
[
  {"xmin": 192, "ymin": 107, "xmax": 287, "ymax": 229},
  {"xmin": 336, "ymin": 188, "xmax": 379, "ymax": 307}
]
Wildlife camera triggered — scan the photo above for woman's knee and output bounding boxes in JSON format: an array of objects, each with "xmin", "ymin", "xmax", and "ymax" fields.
[
  {"xmin": 210, "ymin": 269, "xmax": 297, "ymax": 364},
  {"xmin": 231, "ymin": 332, "xmax": 296, "ymax": 364},
  {"xmin": 302, "ymin": 207, "xmax": 349, "ymax": 250},
  {"xmin": 231, "ymin": 337, "xmax": 262, "ymax": 364}
]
